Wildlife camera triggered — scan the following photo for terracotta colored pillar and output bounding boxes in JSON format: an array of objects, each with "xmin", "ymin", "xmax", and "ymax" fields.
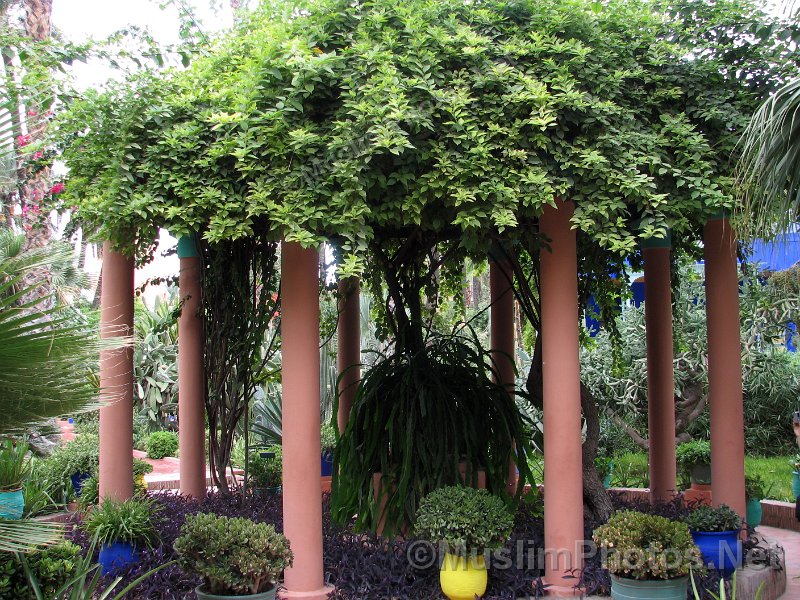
[
  {"xmin": 98, "ymin": 243, "xmax": 134, "ymax": 502},
  {"xmin": 643, "ymin": 234, "xmax": 677, "ymax": 503},
  {"xmin": 490, "ymin": 256, "xmax": 519, "ymax": 493},
  {"xmin": 336, "ymin": 277, "xmax": 360, "ymax": 434},
  {"xmin": 178, "ymin": 235, "xmax": 206, "ymax": 499},
  {"xmin": 539, "ymin": 201, "xmax": 583, "ymax": 597},
  {"xmin": 704, "ymin": 215, "xmax": 746, "ymax": 518},
  {"xmin": 280, "ymin": 242, "xmax": 333, "ymax": 600}
]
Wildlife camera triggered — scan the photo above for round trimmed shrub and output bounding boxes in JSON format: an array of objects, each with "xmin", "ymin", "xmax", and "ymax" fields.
[
  {"xmin": 146, "ymin": 431, "xmax": 179, "ymax": 459},
  {"xmin": 414, "ymin": 486, "xmax": 513, "ymax": 555}
]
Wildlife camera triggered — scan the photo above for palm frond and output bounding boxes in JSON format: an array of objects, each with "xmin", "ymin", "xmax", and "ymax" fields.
[
  {"xmin": 737, "ymin": 77, "xmax": 800, "ymax": 237},
  {"xmin": 0, "ymin": 518, "xmax": 64, "ymax": 552}
]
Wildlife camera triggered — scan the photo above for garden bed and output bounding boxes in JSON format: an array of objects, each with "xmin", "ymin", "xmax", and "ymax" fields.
[{"xmin": 56, "ymin": 491, "xmax": 780, "ymax": 599}]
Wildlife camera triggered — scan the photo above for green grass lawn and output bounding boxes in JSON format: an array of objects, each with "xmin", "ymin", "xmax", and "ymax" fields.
[{"xmin": 609, "ymin": 452, "xmax": 797, "ymax": 502}]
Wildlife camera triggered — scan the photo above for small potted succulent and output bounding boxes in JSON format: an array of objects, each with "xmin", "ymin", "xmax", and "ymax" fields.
[
  {"xmin": 83, "ymin": 497, "xmax": 159, "ymax": 575},
  {"xmin": 174, "ymin": 512, "xmax": 293, "ymax": 599},
  {"xmin": 676, "ymin": 440, "xmax": 711, "ymax": 486},
  {"xmin": 790, "ymin": 454, "xmax": 800, "ymax": 497},
  {"xmin": 745, "ymin": 474, "xmax": 769, "ymax": 529},
  {"xmin": 320, "ymin": 423, "xmax": 336, "ymax": 477},
  {"xmin": 683, "ymin": 504, "xmax": 742, "ymax": 574},
  {"xmin": 0, "ymin": 439, "xmax": 31, "ymax": 520},
  {"xmin": 414, "ymin": 485, "xmax": 513, "ymax": 600},
  {"xmin": 250, "ymin": 445, "xmax": 282, "ymax": 495},
  {"xmin": 593, "ymin": 510, "xmax": 703, "ymax": 600}
]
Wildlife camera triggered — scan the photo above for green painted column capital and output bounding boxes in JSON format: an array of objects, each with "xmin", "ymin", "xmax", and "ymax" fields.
[
  {"xmin": 177, "ymin": 234, "xmax": 200, "ymax": 259},
  {"xmin": 707, "ymin": 208, "xmax": 730, "ymax": 222},
  {"xmin": 642, "ymin": 230, "xmax": 672, "ymax": 250}
]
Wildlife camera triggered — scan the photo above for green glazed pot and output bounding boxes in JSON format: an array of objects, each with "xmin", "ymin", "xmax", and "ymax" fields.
[
  {"xmin": 746, "ymin": 499, "xmax": 762, "ymax": 529},
  {"xmin": 0, "ymin": 488, "xmax": 24, "ymax": 520},
  {"xmin": 610, "ymin": 575, "xmax": 688, "ymax": 600},
  {"xmin": 195, "ymin": 585, "xmax": 277, "ymax": 600}
]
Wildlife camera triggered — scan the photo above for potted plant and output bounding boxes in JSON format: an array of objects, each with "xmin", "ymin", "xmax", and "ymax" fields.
[
  {"xmin": 790, "ymin": 454, "xmax": 800, "ymax": 497},
  {"xmin": 593, "ymin": 510, "xmax": 703, "ymax": 600},
  {"xmin": 745, "ymin": 474, "xmax": 769, "ymax": 529},
  {"xmin": 250, "ymin": 445, "xmax": 282, "ymax": 494},
  {"xmin": 49, "ymin": 434, "xmax": 99, "ymax": 496},
  {"xmin": 82, "ymin": 497, "xmax": 159, "ymax": 575},
  {"xmin": 320, "ymin": 423, "xmax": 336, "ymax": 477},
  {"xmin": 414, "ymin": 485, "xmax": 513, "ymax": 600},
  {"xmin": 595, "ymin": 456, "xmax": 614, "ymax": 489},
  {"xmin": 676, "ymin": 440, "xmax": 711, "ymax": 486},
  {"xmin": 683, "ymin": 504, "xmax": 742, "ymax": 575},
  {"xmin": 174, "ymin": 512, "xmax": 293, "ymax": 600},
  {"xmin": 0, "ymin": 440, "xmax": 31, "ymax": 520}
]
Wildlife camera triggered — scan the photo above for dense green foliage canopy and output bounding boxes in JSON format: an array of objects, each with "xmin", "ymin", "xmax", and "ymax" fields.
[{"xmin": 57, "ymin": 0, "xmax": 797, "ymax": 266}]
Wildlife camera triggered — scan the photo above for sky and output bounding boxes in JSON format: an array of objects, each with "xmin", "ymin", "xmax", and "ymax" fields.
[
  {"xmin": 52, "ymin": 0, "xmax": 234, "ymax": 90},
  {"xmin": 50, "ymin": 1, "xmax": 235, "ymax": 301}
]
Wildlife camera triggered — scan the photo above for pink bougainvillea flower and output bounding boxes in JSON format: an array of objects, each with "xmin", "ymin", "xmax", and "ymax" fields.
[
  {"xmin": 16, "ymin": 134, "xmax": 31, "ymax": 147},
  {"xmin": 32, "ymin": 151, "xmax": 43, "ymax": 160},
  {"xmin": 50, "ymin": 182, "xmax": 65, "ymax": 195}
]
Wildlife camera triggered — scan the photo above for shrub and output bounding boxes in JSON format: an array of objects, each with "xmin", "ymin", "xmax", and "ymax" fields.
[
  {"xmin": 0, "ymin": 439, "xmax": 31, "ymax": 491},
  {"xmin": 414, "ymin": 486, "xmax": 513, "ymax": 555},
  {"xmin": 790, "ymin": 453, "xmax": 800, "ymax": 473},
  {"xmin": 49, "ymin": 434, "xmax": 99, "ymax": 477},
  {"xmin": 0, "ymin": 541, "xmax": 81, "ymax": 599},
  {"xmin": 321, "ymin": 423, "xmax": 337, "ymax": 454},
  {"xmin": 83, "ymin": 497, "xmax": 160, "ymax": 547},
  {"xmin": 594, "ymin": 456, "xmax": 613, "ymax": 479},
  {"xmin": 249, "ymin": 445, "xmax": 282, "ymax": 488},
  {"xmin": 76, "ymin": 459, "xmax": 153, "ymax": 509},
  {"xmin": 146, "ymin": 431, "xmax": 179, "ymax": 459},
  {"xmin": 676, "ymin": 440, "xmax": 711, "ymax": 470},
  {"xmin": 174, "ymin": 512, "xmax": 293, "ymax": 595},
  {"xmin": 745, "ymin": 474, "xmax": 769, "ymax": 501},
  {"xmin": 592, "ymin": 511, "xmax": 702, "ymax": 580},
  {"xmin": 683, "ymin": 505, "xmax": 742, "ymax": 533}
]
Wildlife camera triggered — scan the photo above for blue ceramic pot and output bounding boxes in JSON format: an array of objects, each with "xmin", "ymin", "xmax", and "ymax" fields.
[
  {"xmin": 793, "ymin": 471, "xmax": 800, "ymax": 498},
  {"xmin": 70, "ymin": 472, "xmax": 91, "ymax": 496},
  {"xmin": 0, "ymin": 489, "xmax": 24, "ymax": 520},
  {"xmin": 690, "ymin": 530, "xmax": 741, "ymax": 575},
  {"xmin": 98, "ymin": 541, "xmax": 139, "ymax": 575},
  {"xmin": 321, "ymin": 451, "xmax": 334, "ymax": 477},
  {"xmin": 610, "ymin": 575, "xmax": 687, "ymax": 600}
]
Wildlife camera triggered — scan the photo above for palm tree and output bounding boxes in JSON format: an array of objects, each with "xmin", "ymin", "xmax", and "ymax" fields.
[
  {"xmin": 0, "ymin": 229, "xmax": 117, "ymax": 552},
  {"xmin": 738, "ymin": 77, "xmax": 800, "ymax": 236}
]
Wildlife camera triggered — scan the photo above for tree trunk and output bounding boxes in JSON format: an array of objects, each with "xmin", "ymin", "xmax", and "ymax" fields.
[{"xmin": 24, "ymin": 0, "xmax": 52, "ymax": 41}]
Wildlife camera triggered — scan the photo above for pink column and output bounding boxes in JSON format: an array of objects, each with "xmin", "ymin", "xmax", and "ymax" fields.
[
  {"xmin": 643, "ymin": 236, "xmax": 677, "ymax": 503},
  {"xmin": 490, "ymin": 257, "xmax": 519, "ymax": 493},
  {"xmin": 98, "ymin": 243, "xmax": 134, "ymax": 501},
  {"xmin": 336, "ymin": 277, "xmax": 360, "ymax": 434},
  {"xmin": 280, "ymin": 242, "xmax": 333, "ymax": 600},
  {"xmin": 178, "ymin": 235, "xmax": 206, "ymax": 499},
  {"xmin": 704, "ymin": 215, "xmax": 746, "ymax": 518},
  {"xmin": 539, "ymin": 201, "xmax": 583, "ymax": 597}
]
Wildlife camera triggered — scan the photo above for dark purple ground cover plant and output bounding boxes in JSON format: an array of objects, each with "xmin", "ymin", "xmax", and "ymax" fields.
[{"xmin": 67, "ymin": 490, "xmax": 771, "ymax": 600}]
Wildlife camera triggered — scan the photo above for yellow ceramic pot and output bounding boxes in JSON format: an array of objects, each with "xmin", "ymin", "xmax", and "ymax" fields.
[{"xmin": 439, "ymin": 552, "xmax": 487, "ymax": 600}]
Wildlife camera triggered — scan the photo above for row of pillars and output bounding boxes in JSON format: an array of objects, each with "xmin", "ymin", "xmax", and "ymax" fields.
[{"xmin": 96, "ymin": 202, "xmax": 745, "ymax": 597}]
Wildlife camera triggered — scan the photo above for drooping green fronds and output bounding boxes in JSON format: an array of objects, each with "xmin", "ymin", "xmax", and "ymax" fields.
[{"xmin": 738, "ymin": 77, "xmax": 800, "ymax": 236}]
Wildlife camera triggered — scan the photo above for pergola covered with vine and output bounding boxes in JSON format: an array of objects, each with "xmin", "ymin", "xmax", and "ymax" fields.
[{"xmin": 57, "ymin": 0, "xmax": 798, "ymax": 596}]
